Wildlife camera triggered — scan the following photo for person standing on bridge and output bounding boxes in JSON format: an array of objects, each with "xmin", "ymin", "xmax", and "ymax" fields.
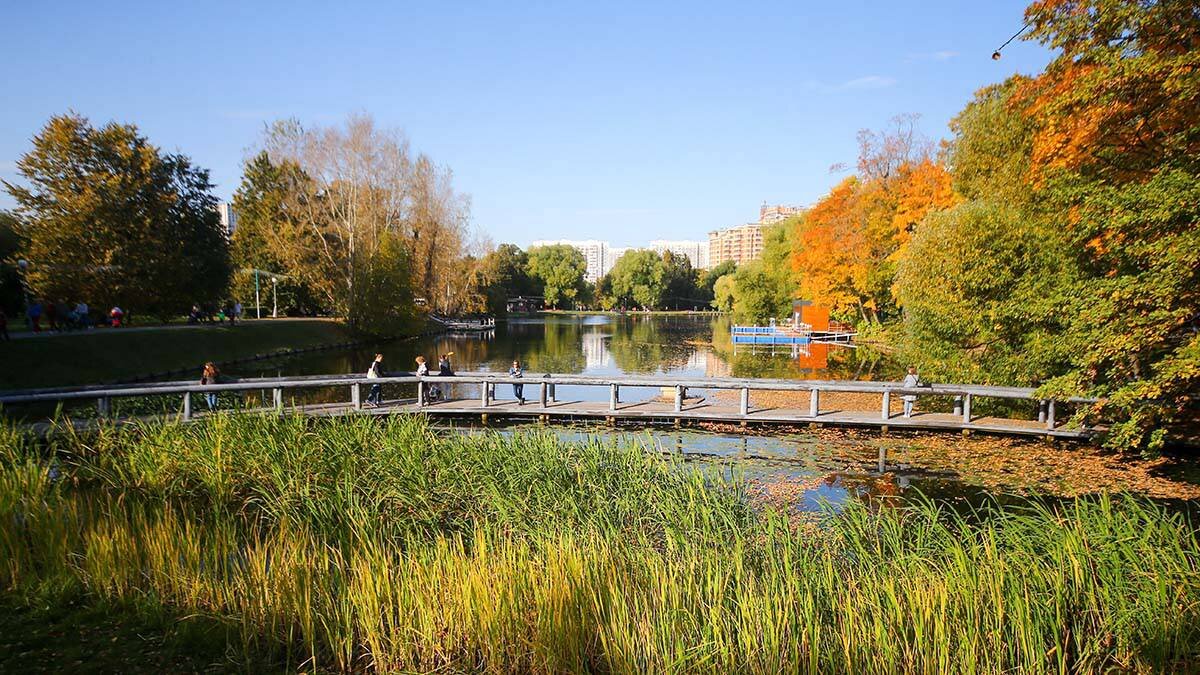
[
  {"xmin": 366, "ymin": 353, "xmax": 385, "ymax": 406},
  {"xmin": 509, "ymin": 359, "xmax": 525, "ymax": 405},
  {"xmin": 200, "ymin": 362, "xmax": 221, "ymax": 411},
  {"xmin": 902, "ymin": 366, "xmax": 921, "ymax": 418}
]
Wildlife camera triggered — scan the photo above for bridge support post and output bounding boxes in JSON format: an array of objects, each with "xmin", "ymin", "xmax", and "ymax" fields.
[
  {"xmin": 739, "ymin": 387, "xmax": 749, "ymax": 416},
  {"xmin": 881, "ymin": 391, "xmax": 891, "ymax": 420},
  {"xmin": 610, "ymin": 384, "xmax": 618, "ymax": 411},
  {"xmin": 539, "ymin": 382, "xmax": 547, "ymax": 407},
  {"xmin": 1046, "ymin": 400, "xmax": 1056, "ymax": 430},
  {"xmin": 878, "ymin": 445, "xmax": 886, "ymax": 473},
  {"xmin": 674, "ymin": 386, "xmax": 683, "ymax": 412},
  {"xmin": 182, "ymin": 393, "xmax": 191, "ymax": 421},
  {"xmin": 962, "ymin": 394, "xmax": 972, "ymax": 424},
  {"xmin": 352, "ymin": 383, "xmax": 362, "ymax": 410},
  {"xmin": 809, "ymin": 388, "xmax": 820, "ymax": 417}
]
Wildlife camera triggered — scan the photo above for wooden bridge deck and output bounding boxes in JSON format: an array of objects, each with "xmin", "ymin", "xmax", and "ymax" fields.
[{"xmin": 292, "ymin": 397, "xmax": 1091, "ymax": 440}]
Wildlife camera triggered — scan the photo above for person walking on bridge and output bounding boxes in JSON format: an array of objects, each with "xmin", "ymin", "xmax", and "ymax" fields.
[
  {"xmin": 902, "ymin": 366, "xmax": 921, "ymax": 418},
  {"xmin": 365, "ymin": 353, "xmax": 385, "ymax": 406},
  {"xmin": 200, "ymin": 362, "xmax": 221, "ymax": 411}
]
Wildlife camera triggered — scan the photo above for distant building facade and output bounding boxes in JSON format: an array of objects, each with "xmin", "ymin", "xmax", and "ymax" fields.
[
  {"xmin": 216, "ymin": 203, "xmax": 238, "ymax": 236},
  {"xmin": 530, "ymin": 239, "xmax": 626, "ymax": 283},
  {"xmin": 759, "ymin": 203, "xmax": 804, "ymax": 225},
  {"xmin": 707, "ymin": 222, "xmax": 766, "ymax": 267},
  {"xmin": 649, "ymin": 239, "xmax": 709, "ymax": 270}
]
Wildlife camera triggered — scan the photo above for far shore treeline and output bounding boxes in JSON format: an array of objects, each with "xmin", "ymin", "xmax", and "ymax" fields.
[{"xmin": 0, "ymin": 0, "xmax": 1196, "ymax": 451}]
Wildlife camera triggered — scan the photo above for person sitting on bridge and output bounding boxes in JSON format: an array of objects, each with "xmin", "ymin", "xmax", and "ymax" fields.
[
  {"xmin": 365, "ymin": 353, "xmax": 385, "ymax": 406},
  {"xmin": 509, "ymin": 359, "xmax": 525, "ymax": 405},
  {"xmin": 416, "ymin": 355, "xmax": 442, "ymax": 403},
  {"xmin": 902, "ymin": 366, "xmax": 921, "ymax": 418}
]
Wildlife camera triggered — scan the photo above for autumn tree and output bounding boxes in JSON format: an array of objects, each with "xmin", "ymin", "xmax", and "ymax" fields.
[
  {"xmin": 526, "ymin": 244, "xmax": 587, "ymax": 309},
  {"xmin": 4, "ymin": 113, "xmax": 230, "ymax": 317}
]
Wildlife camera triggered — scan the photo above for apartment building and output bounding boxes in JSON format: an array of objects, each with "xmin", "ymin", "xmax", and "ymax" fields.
[
  {"xmin": 707, "ymin": 222, "xmax": 766, "ymax": 267},
  {"xmin": 649, "ymin": 239, "xmax": 709, "ymax": 269}
]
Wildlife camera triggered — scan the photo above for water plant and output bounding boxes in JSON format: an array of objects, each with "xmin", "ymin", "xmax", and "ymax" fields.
[{"xmin": 2, "ymin": 414, "xmax": 1197, "ymax": 672}]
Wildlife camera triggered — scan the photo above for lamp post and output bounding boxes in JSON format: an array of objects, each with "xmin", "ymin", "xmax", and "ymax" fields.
[
  {"xmin": 271, "ymin": 277, "xmax": 278, "ymax": 318},
  {"xmin": 16, "ymin": 259, "xmax": 30, "ymax": 307},
  {"xmin": 254, "ymin": 269, "xmax": 261, "ymax": 319}
]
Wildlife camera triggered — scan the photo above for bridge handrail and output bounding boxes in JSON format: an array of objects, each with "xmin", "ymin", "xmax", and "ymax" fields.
[{"xmin": 0, "ymin": 371, "xmax": 1100, "ymax": 406}]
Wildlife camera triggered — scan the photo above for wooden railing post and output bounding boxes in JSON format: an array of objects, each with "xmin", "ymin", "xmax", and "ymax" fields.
[
  {"xmin": 1047, "ymin": 400, "xmax": 1056, "ymax": 430},
  {"xmin": 539, "ymin": 382, "xmax": 547, "ymax": 407},
  {"xmin": 809, "ymin": 388, "xmax": 819, "ymax": 417},
  {"xmin": 609, "ymin": 384, "xmax": 618, "ymax": 411},
  {"xmin": 953, "ymin": 396, "xmax": 963, "ymax": 417},
  {"xmin": 739, "ymin": 387, "xmax": 749, "ymax": 416},
  {"xmin": 962, "ymin": 393, "xmax": 972, "ymax": 424},
  {"xmin": 1037, "ymin": 400, "xmax": 1046, "ymax": 423},
  {"xmin": 674, "ymin": 385, "xmax": 683, "ymax": 412},
  {"xmin": 273, "ymin": 387, "xmax": 283, "ymax": 414},
  {"xmin": 417, "ymin": 380, "xmax": 425, "ymax": 407},
  {"xmin": 182, "ymin": 392, "xmax": 191, "ymax": 421},
  {"xmin": 548, "ymin": 382, "xmax": 557, "ymax": 403},
  {"xmin": 881, "ymin": 390, "xmax": 891, "ymax": 420},
  {"xmin": 352, "ymin": 383, "xmax": 362, "ymax": 410},
  {"xmin": 97, "ymin": 396, "xmax": 110, "ymax": 418},
  {"xmin": 480, "ymin": 381, "xmax": 489, "ymax": 408}
]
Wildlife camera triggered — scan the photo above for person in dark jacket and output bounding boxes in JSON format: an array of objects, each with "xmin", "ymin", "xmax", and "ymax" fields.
[
  {"xmin": 508, "ymin": 359, "xmax": 525, "ymax": 405},
  {"xmin": 200, "ymin": 362, "xmax": 220, "ymax": 410}
]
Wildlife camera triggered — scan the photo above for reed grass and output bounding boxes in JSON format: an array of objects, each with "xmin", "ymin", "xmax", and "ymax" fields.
[{"xmin": 2, "ymin": 415, "xmax": 1198, "ymax": 672}]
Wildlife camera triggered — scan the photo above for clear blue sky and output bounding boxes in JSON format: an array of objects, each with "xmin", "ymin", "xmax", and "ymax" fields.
[{"xmin": 0, "ymin": 1, "xmax": 1051, "ymax": 248}]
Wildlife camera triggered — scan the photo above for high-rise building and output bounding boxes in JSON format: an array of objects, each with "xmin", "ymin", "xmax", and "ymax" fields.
[
  {"xmin": 649, "ymin": 240, "xmax": 709, "ymax": 270},
  {"xmin": 216, "ymin": 203, "xmax": 238, "ymax": 237},
  {"xmin": 759, "ymin": 203, "xmax": 803, "ymax": 225},
  {"xmin": 529, "ymin": 239, "xmax": 621, "ymax": 283},
  {"xmin": 707, "ymin": 222, "xmax": 766, "ymax": 267}
]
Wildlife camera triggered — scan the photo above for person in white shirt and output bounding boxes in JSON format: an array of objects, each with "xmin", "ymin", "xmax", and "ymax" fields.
[{"xmin": 902, "ymin": 366, "xmax": 921, "ymax": 418}]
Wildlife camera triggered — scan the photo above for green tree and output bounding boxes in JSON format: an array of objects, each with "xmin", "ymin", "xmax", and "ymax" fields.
[
  {"xmin": 4, "ymin": 113, "xmax": 230, "ymax": 317},
  {"xmin": 608, "ymin": 249, "xmax": 666, "ymax": 309},
  {"xmin": 526, "ymin": 244, "xmax": 587, "ymax": 309},
  {"xmin": 660, "ymin": 251, "xmax": 701, "ymax": 309},
  {"xmin": 728, "ymin": 224, "xmax": 797, "ymax": 321},
  {"xmin": 480, "ymin": 244, "xmax": 540, "ymax": 315},
  {"xmin": 230, "ymin": 152, "xmax": 321, "ymax": 316},
  {"xmin": 699, "ymin": 260, "xmax": 736, "ymax": 304},
  {"xmin": 711, "ymin": 274, "xmax": 735, "ymax": 312}
]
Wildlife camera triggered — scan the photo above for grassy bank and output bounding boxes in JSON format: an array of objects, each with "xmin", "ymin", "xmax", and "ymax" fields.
[
  {"xmin": 2, "ymin": 415, "xmax": 1198, "ymax": 672},
  {"xmin": 0, "ymin": 319, "xmax": 355, "ymax": 390}
]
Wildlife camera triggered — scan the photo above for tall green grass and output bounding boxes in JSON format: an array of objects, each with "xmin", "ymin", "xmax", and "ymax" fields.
[{"xmin": 2, "ymin": 415, "xmax": 1198, "ymax": 672}]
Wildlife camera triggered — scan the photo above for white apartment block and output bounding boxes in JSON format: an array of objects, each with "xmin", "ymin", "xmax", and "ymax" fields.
[
  {"xmin": 649, "ymin": 239, "xmax": 709, "ymax": 270},
  {"xmin": 529, "ymin": 239, "xmax": 623, "ymax": 283},
  {"xmin": 216, "ymin": 202, "xmax": 238, "ymax": 236}
]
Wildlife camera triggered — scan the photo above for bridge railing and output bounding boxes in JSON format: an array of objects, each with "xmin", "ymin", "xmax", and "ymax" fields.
[{"xmin": 0, "ymin": 371, "xmax": 1098, "ymax": 432}]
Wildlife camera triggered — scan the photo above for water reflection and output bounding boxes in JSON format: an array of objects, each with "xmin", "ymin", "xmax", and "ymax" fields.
[{"xmin": 228, "ymin": 314, "xmax": 898, "ymax": 391}]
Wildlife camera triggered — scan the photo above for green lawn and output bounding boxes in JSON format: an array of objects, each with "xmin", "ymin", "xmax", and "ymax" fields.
[{"xmin": 0, "ymin": 319, "xmax": 354, "ymax": 390}]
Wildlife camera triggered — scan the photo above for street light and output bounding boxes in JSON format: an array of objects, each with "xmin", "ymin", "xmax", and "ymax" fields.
[
  {"xmin": 991, "ymin": 22, "xmax": 1030, "ymax": 60},
  {"xmin": 271, "ymin": 277, "xmax": 278, "ymax": 318},
  {"xmin": 16, "ymin": 259, "xmax": 30, "ymax": 307}
]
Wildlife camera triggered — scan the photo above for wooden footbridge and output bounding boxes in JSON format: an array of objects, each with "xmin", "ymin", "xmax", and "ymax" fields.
[{"xmin": 0, "ymin": 372, "xmax": 1101, "ymax": 440}]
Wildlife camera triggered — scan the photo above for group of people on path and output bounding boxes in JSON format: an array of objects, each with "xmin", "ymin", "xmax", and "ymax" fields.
[
  {"xmin": 189, "ymin": 302, "xmax": 242, "ymax": 325},
  {"xmin": 15, "ymin": 300, "xmax": 111, "ymax": 333}
]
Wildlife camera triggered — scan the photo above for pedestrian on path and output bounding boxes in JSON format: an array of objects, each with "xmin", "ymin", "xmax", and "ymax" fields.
[
  {"xmin": 74, "ymin": 301, "xmax": 89, "ymax": 329},
  {"xmin": 26, "ymin": 300, "xmax": 42, "ymax": 332},
  {"xmin": 902, "ymin": 366, "xmax": 921, "ymax": 418},
  {"xmin": 201, "ymin": 362, "xmax": 221, "ymax": 411},
  {"xmin": 509, "ymin": 359, "xmax": 525, "ymax": 405},
  {"xmin": 366, "ymin": 353, "xmax": 385, "ymax": 406}
]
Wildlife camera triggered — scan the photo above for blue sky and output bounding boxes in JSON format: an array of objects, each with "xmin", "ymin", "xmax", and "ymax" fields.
[{"xmin": 0, "ymin": 1, "xmax": 1052, "ymax": 247}]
